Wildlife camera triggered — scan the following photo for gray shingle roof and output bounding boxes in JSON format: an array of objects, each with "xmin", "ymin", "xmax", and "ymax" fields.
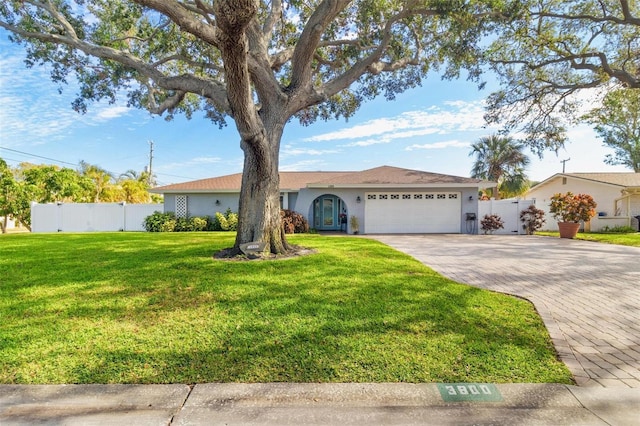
[
  {"xmin": 151, "ymin": 165, "xmax": 487, "ymax": 193},
  {"xmin": 310, "ymin": 166, "xmax": 485, "ymax": 185},
  {"xmin": 564, "ymin": 173, "xmax": 640, "ymax": 187}
]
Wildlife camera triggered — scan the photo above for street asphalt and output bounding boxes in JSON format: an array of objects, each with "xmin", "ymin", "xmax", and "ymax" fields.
[{"xmin": 1, "ymin": 234, "xmax": 639, "ymax": 425}]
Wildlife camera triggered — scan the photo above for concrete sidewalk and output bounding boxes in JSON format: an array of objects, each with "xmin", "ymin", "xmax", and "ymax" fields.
[{"xmin": 1, "ymin": 383, "xmax": 639, "ymax": 425}]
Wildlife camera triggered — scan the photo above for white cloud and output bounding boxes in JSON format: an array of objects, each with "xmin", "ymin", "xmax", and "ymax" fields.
[
  {"xmin": 0, "ymin": 40, "xmax": 140, "ymax": 148},
  {"xmin": 157, "ymin": 156, "xmax": 222, "ymax": 170},
  {"xmin": 406, "ymin": 140, "xmax": 470, "ymax": 150},
  {"xmin": 285, "ymin": 148, "xmax": 341, "ymax": 156},
  {"xmin": 280, "ymin": 159, "xmax": 326, "ymax": 171},
  {"xmin": 191, "ymin": 156, "xmax": 221, "ymax": 164},
  {"xmin": 304, "ymin": 100, "xmax": 494, "ymax": 147},
  {"xmin": 94, "ymin": 106, "xmax": 130, "ymax": 121}
]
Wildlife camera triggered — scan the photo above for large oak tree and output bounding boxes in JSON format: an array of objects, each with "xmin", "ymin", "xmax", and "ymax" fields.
[
  {"xmin": 486, "ymin": 0, "xmax": 640, "ymax": 154},
  {"xmin": 1, "ymin": 0, "xmax": 509, "ymax": 254}
]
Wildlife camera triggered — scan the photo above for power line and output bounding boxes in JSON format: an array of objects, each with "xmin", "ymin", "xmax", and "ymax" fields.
[
  {"xmin": 0, "ymin": 146, "xmax": 78, "ymax": 167},
  {"xmin": 155, "ymin": 172, "xmax": 198, "ymax": 180},
  {"xmin": 0, "ymin": 145, "xmax": 198, "ymax": 182},
  {"xmin": 1, "ymin": 156, "xmax": 28, "ymax": 164}
]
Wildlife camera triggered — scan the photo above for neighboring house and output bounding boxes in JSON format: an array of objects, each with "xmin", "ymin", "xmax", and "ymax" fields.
[
  {"xmin": 150, "ymin": 165, "xmax": 491, "ymax": 234},
  {"xmin": 525, "ymin": 173, "xmax": 640, "ymax": 232}
]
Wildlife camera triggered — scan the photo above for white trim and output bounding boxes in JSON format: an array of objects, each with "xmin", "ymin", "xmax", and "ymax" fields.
[{"xmin": 306, "ymin": 183, "xmax": 485, "ymax": 189}]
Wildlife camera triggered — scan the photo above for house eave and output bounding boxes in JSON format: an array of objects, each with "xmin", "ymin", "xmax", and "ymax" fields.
[
  {"xmin": 529, "ymin": 173, "xmax": 629, "ymax": 194},
  {"xmin": 306, "ymin": 183, "xmax": 486, "ymax": 189},
  {"xmin": 149, "ymin": 188, "xmax": 240, "ymax": 194},
  {"xmin": 149, "ymin": 188, "xmax": 302, "ymax": 194}
]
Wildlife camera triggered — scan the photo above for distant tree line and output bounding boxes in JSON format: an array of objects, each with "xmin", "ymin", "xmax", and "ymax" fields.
[{"xmin": 0, "ymin": 158, "xmax": 160, "ymax": 232}]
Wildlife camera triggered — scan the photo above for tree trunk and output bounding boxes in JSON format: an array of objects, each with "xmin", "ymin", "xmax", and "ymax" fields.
[
  {"xmin": 214, "ymin": 0, "xmax": 292, "ymax": 255},
  {"xmin": 234, "ymin": 126, "xmax": 291, "ymax": 255}
]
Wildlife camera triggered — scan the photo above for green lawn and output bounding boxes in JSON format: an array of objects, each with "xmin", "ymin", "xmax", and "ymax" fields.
[
  {"xmin": 0, "ymin": 233, "xmax": 571, "ymax": 384},
  {"xmin": 538, "ymin": 231, "xmax": 640, "ymax": 247}
]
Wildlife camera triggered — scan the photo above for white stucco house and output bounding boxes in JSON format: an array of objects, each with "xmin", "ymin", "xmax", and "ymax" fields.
[
  {"xmin": 150, "ymin": 165, "xmax": 492, "ymax": 234},
  {"xmin": 525, "ymin": 172, "xmax": 640, "ymax": 232}
]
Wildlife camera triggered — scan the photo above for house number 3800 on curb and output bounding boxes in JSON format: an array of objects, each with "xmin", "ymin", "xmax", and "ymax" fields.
[
  {"xmin": 445, "ymin": 384, "xmax": 492, "ymax": 395},
  {"xmin": 436, "ymin": 383, "xmax": 503, "ymax": 402}
]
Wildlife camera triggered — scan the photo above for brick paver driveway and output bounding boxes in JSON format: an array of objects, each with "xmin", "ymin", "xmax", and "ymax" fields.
[{"xmin": 371, "ymin": 234, "xmax": 640, "ymax": 388}]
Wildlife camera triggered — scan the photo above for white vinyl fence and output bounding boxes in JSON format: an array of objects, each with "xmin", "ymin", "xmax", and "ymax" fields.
[
  {"xmin": 478, "ymin": 199, "xmax": 535, "ymax": 235},
  {"xmin": 31, "ymin": 203, "xmax": 160, "ymax": 233}
]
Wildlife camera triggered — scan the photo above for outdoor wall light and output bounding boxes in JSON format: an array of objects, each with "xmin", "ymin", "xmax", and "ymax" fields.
[
  {"xmin": 356, "ymin": 196, "xmax": 361, "ymax": 203},
  {"xmin": 215, "ymin": 200, "xmax": 221, "ymax": 206},
  {"xmin": 468, "ymin": 195, "xmax": 473, "ymax": 201}
]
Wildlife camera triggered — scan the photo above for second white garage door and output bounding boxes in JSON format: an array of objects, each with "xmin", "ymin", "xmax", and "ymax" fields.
[{"xmin": 364, "ymin": 192, "xmax": 461, "ymax": 233}]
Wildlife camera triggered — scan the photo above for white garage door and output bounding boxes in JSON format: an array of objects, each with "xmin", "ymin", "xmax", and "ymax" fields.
[{"xmin": 364, "ymin": 192, "xmax": 461, "ymax": 233}]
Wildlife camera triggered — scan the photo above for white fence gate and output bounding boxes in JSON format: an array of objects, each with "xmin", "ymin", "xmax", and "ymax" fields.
[
  {"xmin": 478, "ymin": 199, "xmax": 535, "ymax": 235},
  {"xmin": 31, "ymin": 203, "xmax": 159, "ymax": 233}
]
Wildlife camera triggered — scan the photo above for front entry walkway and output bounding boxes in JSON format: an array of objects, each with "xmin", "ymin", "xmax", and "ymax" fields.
[{"xmin": 370, "ymin": 234, "xmax": 640, "ymax": 388}]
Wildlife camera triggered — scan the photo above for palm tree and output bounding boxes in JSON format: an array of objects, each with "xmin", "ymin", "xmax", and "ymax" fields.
[
  {"xmin": 79, "ymin": 160, "xmax": 114, "ymax": 203},
  {"xmin": 120, "ymin": 169, "xmax": 154, "ymax": 187},
  {"xmin": 469, "ymin": 135, "xmax": 530, "ymax": 199}
]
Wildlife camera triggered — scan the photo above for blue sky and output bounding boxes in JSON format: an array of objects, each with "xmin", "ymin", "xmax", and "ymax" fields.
[{"xmin": 0, "ymin": 29, "xmax": 629, "ymax": 186}]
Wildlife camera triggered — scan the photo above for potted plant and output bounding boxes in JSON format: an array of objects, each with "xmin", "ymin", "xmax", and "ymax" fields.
[
  {"xmin": 549, "ymin": 192, "xmax": 597, "ymax": 238},
  {"xmin": 349, "ymin": 215, "xmax": 359, "ymax": 234}
]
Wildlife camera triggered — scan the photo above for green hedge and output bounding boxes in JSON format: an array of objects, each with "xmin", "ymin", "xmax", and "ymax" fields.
[
  {"xmin": 144, "ymin": 208, "xmax": 309, "ymax": 233},
  {"xmin": 143, "ymin": 209, "xmax": 239, "ymax": 232}
]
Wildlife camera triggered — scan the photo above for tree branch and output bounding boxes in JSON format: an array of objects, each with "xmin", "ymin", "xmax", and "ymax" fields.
[
  {"xmin": 536, "ymin": 0, "xmax": 640, "ymax": 26},
  {"xmin": 262, "ymin": 0, "xmax": 283, "ymax": 39},
  {"xmin": 0, "ymin": 20, "xmax": 231, "ymax": 112},
  {"xmin": 25, "ymin": 0, "xmax": 78, "ymax": 38},
  {"xmin": 133, "ymin": 0, "xmax": 220, "ymax": 47},
  {"xmin": 289, "ymin": 0, "xmax": 351, "ymax": 92},
  {"xmin": 322, "ymin": 7, "xmax": 436, "ymax": 100},
  {"xmin": 213, "ymin": 0, "xmax": 263, "ymax": 142}
]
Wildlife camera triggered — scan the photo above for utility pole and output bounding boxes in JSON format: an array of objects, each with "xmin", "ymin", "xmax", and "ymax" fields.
[
  {"xmin": 561, "ymin": 158, "xmax": 570, "ymax": 173},
  {"xmin": 148, "ymin": 140, "xmax": 154, "ymax": 186}
]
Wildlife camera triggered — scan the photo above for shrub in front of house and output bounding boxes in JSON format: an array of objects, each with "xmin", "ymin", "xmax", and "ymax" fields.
[
  {"xmin": 144, "ymin": 211, "xmax": 212, "ymax": 232},
  {"xmin": 480, "ymin": 214, "xmax": 504, "ymax": 234},
  {"xmin": 191, "ymin": 216, "xmax": 208, "ymax": 231},
  {"xmin": 174, "ymin": 216, "xmax": 208, "ymax": 232},
  {"xmin": 281, "ymin": 209, "xmax": 309, "ymax": 234},
  {"xmin": 144, "ymin": 211, "xmax": 176, "ymax": 232},
  {"xmin": 520, "ymin": 205, "xmax": 546, "ymax": 235},
  {"xmin": 145, "ymin": 209, "xmax": 309, "ymax": 233},
  {"xmin": 210, "ymin": 208, "xmax": 238, "ymax": 231}
]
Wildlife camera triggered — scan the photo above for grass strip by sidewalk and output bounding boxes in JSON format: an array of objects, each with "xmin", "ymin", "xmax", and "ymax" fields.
[{"xmin": 0, "ymin": 233, "xmax": 572, "ymax": 384}]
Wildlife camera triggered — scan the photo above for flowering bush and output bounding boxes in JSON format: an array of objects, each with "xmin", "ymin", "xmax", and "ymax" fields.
[
  {"xmin": 549, "ymin": 192, "xmax": 597, "ymax": 223},
  {"xmin": 480, "ymin": 214, "xmax": 504, "ymax": 234},
  {"xmin": 520, "ymin": 205, "xmax": 546, "ymax": 235}
]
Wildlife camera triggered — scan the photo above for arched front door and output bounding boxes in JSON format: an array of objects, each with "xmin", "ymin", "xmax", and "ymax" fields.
[{"xmin": 313, "ymin": 195, "xmax": 345, "ymax": 231}]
